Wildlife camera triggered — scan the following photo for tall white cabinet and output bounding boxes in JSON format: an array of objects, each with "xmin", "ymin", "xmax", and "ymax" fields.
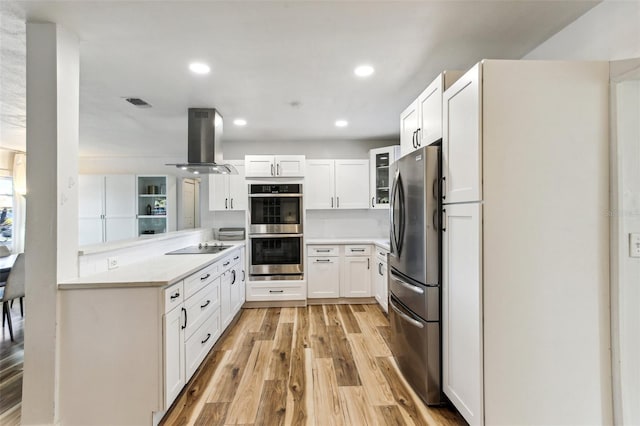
[
  {"xmin": 78, "ymin": 175, "xmax": 136, "ymax": 245},
  {"xmin": 440, "ymin": 60, "xmax": 610, "ymax": 425}
]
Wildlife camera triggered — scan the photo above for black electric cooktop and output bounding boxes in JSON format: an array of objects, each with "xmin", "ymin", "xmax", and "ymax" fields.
[{"xmin": 166, "ymin": 244, "xmax": 232, "ymax": 255}]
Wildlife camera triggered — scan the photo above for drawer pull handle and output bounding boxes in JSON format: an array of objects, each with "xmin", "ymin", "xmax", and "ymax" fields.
[
  {"xmin": 351, "ymin": 248, "xmax": 365, "ymax": 252},
  {"xmin": 170, "ymin": 292, "xmax": 180, "ymax": 300},
  {"xmin": 315, "ymin": 259, "xmax": 331, "ymax": 263},
  {"xmin": 269, "ymin": 290, "xmax": 284, "ymax": 293},
  {"xmin": 201, "ymin": 300, "xmax": 211, "ymax": 309},
  {"xmin": 316, "ymin": 249, "xmax": 331, "ymax": 252},
  {"xmin": 201, "ymin": 333, "xmax": 211, "ymax": 344},
  {"xmin": 234, "ymin": 256, "xmax": 240, "ymax": 261},
  {"xmin": 223, "ymin": 261, "xmax": 230, "ymax": 267},
  {"xmin": 200, "ymin": 273, "xmax": 211, "ymax": 281}
]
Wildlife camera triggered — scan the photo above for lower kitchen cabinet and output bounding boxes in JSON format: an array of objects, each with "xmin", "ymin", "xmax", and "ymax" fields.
[
  {"xmin": 163, "ymin": 302, "xmax": 185, "ymax": 408},
  {"xmin": 442, "ymin": 203, "xmax": 483, "ymax": 425},
  {"xmin": 373, "ymin": 246, "xmax": 389, "ymax": 312},
  {"xmin": 307, "ymin": 256, "xmax": 340, "ymax": 298},
  {"xmin": 306, "ymin": 244, "xmax": 372, "ymax": 299}
]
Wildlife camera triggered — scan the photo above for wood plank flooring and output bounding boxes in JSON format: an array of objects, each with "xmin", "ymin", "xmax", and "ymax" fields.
[
  {"xmin": 0, "ymin": 303, "xmax": 24, "ymax": 426},
  {"xmin": 162, "ymin": 304, "xmax": 466, "ymax": 426}
]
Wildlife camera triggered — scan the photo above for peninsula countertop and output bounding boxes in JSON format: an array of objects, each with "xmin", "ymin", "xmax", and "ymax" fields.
[{"xmin": 60, "ymin": 242, "xmax": 245, "ymax": 290}]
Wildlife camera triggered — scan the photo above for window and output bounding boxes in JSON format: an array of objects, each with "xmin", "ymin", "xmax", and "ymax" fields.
[{"xmin": 0, "ymin": 177, "xmax": 13, "ymax": 249}]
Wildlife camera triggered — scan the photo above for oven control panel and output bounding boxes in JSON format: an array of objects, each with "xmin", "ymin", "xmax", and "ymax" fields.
[{"xmin": 250, "ymin": 184, "xmax": 301, "ymax": 194}]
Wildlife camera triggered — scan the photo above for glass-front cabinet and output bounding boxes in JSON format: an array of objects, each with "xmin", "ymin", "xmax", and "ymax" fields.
[
  {"xmin": 137, "ymin": 175, "xmax": 168, "ymax": 236},
  {"xmin": 369, "ymin": 145, "xmax": 401, "ymax": 209}
]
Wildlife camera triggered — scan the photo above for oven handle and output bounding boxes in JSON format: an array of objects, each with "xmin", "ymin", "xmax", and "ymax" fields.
[
  {"xmin": 249, "ymin": 233, "xmax": 304, "ymax": 238},
  {"xmin": 248, "ymin": 193, "xmax": 302, "ymax": 198}
]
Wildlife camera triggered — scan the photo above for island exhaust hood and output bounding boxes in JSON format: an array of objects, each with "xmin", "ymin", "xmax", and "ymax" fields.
[{"xmin": 167, "ymin": 108, "xmax": 237, "ymax": 175}]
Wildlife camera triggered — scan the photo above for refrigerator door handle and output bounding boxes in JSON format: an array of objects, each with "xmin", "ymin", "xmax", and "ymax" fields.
[
  {"xmin": 397, "ymin": 174, "xmax": 406, "ymax": 255},
  {"xmin": 390, "ymin": 169, "xmax": 399, "ymax": 253},
  {"xmin": 389, "ymin": 297, "xmax": 424, "ymax": 329},
  {"xmin": 391, "ymin": 273, "xmax": 425, "ymax": 294}
]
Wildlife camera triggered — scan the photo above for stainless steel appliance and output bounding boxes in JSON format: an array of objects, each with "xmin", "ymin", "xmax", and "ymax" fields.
[
  {"xmin": 248, "ymin": 184, "xmax": 304, "ymax": 280},
  {"xmin": 249, "ymin": 184, "xmax": 303, "ymax": 234},
  {"xmin": 388, "ymin": 144, "xmax": 442, "ymax": 405}
]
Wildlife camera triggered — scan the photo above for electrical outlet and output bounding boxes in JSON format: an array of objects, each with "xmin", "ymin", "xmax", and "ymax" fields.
[
  {"xmin": 107, "ymin": 256, "xmax": 119, "ymax": 270},
  {"xmin": 630, "ymin": 233, "xmax": 640, "ymax": 258}
]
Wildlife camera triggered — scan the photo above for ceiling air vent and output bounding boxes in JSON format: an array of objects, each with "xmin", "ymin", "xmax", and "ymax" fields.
[{"xmin": 125, "ymin": 97, "xmax": 151, "ymax": 107}]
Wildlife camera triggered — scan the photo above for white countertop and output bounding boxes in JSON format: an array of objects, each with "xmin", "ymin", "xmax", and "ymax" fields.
[
  {"xmin": 306, "ymin": 238, "xmax": 390, "ymax": 251},
  {"xmin": 61, "ymin": 242, "xmax": 244, "ymax": 290}
]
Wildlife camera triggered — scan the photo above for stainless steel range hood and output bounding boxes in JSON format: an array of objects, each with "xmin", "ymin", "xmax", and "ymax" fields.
[{"xmin": 168, "ymin": 108, "xmax": 237, "ymax": 174}]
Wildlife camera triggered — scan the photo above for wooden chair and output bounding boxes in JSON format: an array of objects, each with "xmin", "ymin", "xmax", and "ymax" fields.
[{"xmin": 1, "ymin": 253, "xmax": 24, "ymax": 342}]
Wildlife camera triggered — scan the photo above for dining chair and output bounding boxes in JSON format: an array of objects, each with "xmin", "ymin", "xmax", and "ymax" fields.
[{"xmin": 1, "ymin": 253, "xmax": 24, "ymax": 342}]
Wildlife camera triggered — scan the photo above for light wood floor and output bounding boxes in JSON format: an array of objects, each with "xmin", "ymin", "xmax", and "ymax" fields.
[
  {"xmin": 162, "ymin": 304, "xmax": 465, "ymax": 426},
  {"xmin": 0, "ymin": 303, "xmax": 24, "ymax": 426}
]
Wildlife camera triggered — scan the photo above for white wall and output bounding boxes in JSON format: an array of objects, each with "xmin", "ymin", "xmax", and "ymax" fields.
[
  {"xmin": 524, "ymin": 0, "xmax": 640, "ymax": 61},
  {"xmin": 523, "ymin": 4, "xmax": 640, "ymax": 424}
]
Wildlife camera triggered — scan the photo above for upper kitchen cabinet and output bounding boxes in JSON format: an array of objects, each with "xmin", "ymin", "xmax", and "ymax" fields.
[
  {"xmin": 306, "ymin": 159, "xmax": 369, "ymax": 209},
  {"xmin": 442, "ymin": 65, "xmax": 482, "ymax": 204},
  {"xmin": 369, "ymin": 145, "xmax": 400, "ymax": 209},
  {"xmin": 78, "ymin": 174, "xmax": 136, "ymax": 245},
  {"xmin": 245, "ymin": 155, "xmax": 305, "ymax": 178},
  {"xmin": 400, "ymin": 71, "xmax": 463, "ymax": 157},
  {"xmin": 137, "ymin": 175, "xmax": 171, "ymax": 236},
  {"xmin": 209, "ymin": 160, "xmax": 247, "ymax": 211}
]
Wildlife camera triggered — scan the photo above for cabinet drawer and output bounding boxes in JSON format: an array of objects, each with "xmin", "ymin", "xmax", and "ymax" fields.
[
  {"xmin": 308, "ymin": 245, "xmax": 339, "ymax": 257},
  {"xmin": 247, "ymin": 285, "xmax": 305, "ymax": 301},
  {"xmin": 163, "ymin": 281, "xmax": 184, "ymax": 313},
  {"xmin": 185, "ymin": 308, "xmax": 220, "ymax": 380},
  {"xmin": 184, "ymin": 278, "xmax": 221, "ymax": 340},
  {"xmin": 344, "ymin": 245, "xmax": 372, "ymax": 256},
  {"xmin": 184, "ymin": 263, "xmax": 219, "ymax": 299},
  {"xmin": 375, "ymin": 248, "xmax": 389, "ymax": 263}
]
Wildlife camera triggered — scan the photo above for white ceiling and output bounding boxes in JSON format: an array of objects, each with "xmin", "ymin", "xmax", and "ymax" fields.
[{"xmin": 1, "ymin": 0, "xmax": 599, "ymax": 158}]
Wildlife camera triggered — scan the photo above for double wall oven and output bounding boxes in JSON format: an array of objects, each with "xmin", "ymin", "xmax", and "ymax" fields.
[{"xmin": 248, "ymin": 184, "xmax": 303, "ymax": 280}]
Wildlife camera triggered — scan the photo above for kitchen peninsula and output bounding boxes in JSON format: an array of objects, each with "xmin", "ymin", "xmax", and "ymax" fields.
[{"xmin": 58, "ymin": 239, "xmax": 246, "ymax": 425}]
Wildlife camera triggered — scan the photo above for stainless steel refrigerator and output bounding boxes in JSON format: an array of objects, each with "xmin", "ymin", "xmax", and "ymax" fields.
[{"xmin": 388, "ymin": 144, "xmax": 442, "ymax": 405}]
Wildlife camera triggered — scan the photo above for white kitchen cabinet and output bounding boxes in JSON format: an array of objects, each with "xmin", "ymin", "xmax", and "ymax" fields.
[
  {"xmin": 209, "ymin": 160, "xmax": 247, "ymax": 211},
  {"xmin": 185, "ymin": 309, "xmax": 220, "ymax": 379},
  {"xmin": 305, "ymin": 160, "xmax": 335, "ymax": 209},
  {"xmin": 438, "ymin": 61, "xmax": 609, "ymax": 425},
  {"xmin": 230, "ymin": 250, "xmax": 244, "ymax": 315},
  {"xmin": 340, "ymin": 245, "xmax": 372, "ymax": 298},
  {"xmin": 401, "ymin": 71, "xmax": 463, "ymax": 156},
  {"xmin": 245, "ymin": 155, "xmax": 305, "ymax": 177},
  {"xmin": 442, "ymin": 203, "xmax": 483, "ymax": 425},
  {"xmin": 442, "ymin": 65, "xmax": 482, "ymax": 204},
  {"xmin": 307, "ymin": 245, "xmax": 340, "ymax": 298},
  {"xmin": 163, "ymin": 298, "xmax": 185, "ymax": 408},
  {"xmin": 369, "ymin": 146, "xmax": 400, "ymax": 209},
  {"xmin": 335, "ymin": 160, "xmax": 370, "ymax": 209},
  {"xmin": 78, "ymin": 174, "xmax": 136, "ymax": 245},
  {"xmin": 305, "ymin": 159, "xmax": 369, "ymax": 210},
  {"xmin": 373, "ymin": 247, "xmax": 389, "ymax": 312}
]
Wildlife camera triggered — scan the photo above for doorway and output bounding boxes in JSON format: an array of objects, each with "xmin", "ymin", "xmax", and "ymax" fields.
[
  {"xmin": 179, "ymin": 178, "xmax": 199, "ymax": 230},
  {"xmin": 610, "ymin": 59, "xmax": 640, "ymax": 426}
]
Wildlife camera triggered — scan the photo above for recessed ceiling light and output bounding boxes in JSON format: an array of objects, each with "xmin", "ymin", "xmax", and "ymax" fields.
[
  {"xmin": 189, "ymin": 62, "xmax": 210, "ymax": 74},
  {"xmin": 233, "ymin": 118, "xmax": 247, "ymax": 126},
  {"xmin": 335, "ymin": 120, "xmax": 348, "ymax": 128},
  {"xmin": 354, "ymin": 64, "xmax": 374, "ymax": 77}
]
